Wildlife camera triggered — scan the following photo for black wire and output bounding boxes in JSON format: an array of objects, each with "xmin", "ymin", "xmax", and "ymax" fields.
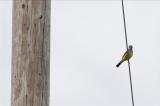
[
  {"xmin": 121, "ymin": 0, "xmax": 129, "ymax": 50},
  {"xmin": 128, "ymin": 61, "xmax": 134, "ymax": 106},
  {"xmin": 121, "ymin": 0, "xmax": 135, "ymax": 106}
]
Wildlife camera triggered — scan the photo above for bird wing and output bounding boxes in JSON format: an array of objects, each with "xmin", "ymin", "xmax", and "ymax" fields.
[{"xmin": 122, "ymin": 50, "xmax": 129, "ymax": 61}]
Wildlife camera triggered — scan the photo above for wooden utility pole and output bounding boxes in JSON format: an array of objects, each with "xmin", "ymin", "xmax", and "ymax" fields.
[{"xmin": 11, "ymin": 0, "xmax": 51, "ymax": 106}]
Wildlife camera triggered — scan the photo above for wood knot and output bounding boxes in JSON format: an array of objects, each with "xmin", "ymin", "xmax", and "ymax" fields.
[
  {"xmin": 22, "ymin": 4, "xmax": 25, "ymax": 8},
  {"xmin": 39, "ymin": 15, "xmax": 43, "ymax": 19}
]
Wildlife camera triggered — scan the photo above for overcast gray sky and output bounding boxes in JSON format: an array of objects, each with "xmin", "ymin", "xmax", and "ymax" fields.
[
  {"xmin": 1, "ymin": 0, "xmax": 160, "ymax": 106},
  {"xmin": 0, "ymin": 1, "xmax": 12, "ymax": 106}
]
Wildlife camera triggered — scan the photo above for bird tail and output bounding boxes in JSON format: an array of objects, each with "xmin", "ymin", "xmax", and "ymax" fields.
[{"xmin": 116, "ymin": 60, "xmax": 123, "ymax": 67}]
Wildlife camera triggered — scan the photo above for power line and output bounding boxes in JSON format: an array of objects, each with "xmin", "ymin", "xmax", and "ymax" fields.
[{"xmin": 121, "ymin": 0, "xmax": 135, "ymax": 106}]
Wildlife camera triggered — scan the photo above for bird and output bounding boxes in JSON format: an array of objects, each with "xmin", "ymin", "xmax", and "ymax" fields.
[{"xmin": 116, "ymin": 45, "xmax": 133, "ymax": 67}]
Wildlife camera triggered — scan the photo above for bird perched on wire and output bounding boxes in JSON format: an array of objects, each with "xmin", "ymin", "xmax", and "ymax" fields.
[{"xmin": 116, "ymin": 45, "xmax": 133, "ymax": 67}]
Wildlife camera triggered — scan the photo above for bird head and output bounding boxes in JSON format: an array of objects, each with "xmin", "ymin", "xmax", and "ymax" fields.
[{"xmin": 129, "ymin": 45, "xmax": 133, "ymax": 49}]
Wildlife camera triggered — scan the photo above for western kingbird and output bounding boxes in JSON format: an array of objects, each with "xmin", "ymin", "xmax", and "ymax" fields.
[{"xmin": 116, "ymin": 45, "xmax": 133, "ymax": 67}]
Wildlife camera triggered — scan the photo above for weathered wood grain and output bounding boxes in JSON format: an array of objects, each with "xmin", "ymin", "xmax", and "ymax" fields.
[{"xmin": 12, "ymin": 0, "xmax": 51, "ymax": 106}]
